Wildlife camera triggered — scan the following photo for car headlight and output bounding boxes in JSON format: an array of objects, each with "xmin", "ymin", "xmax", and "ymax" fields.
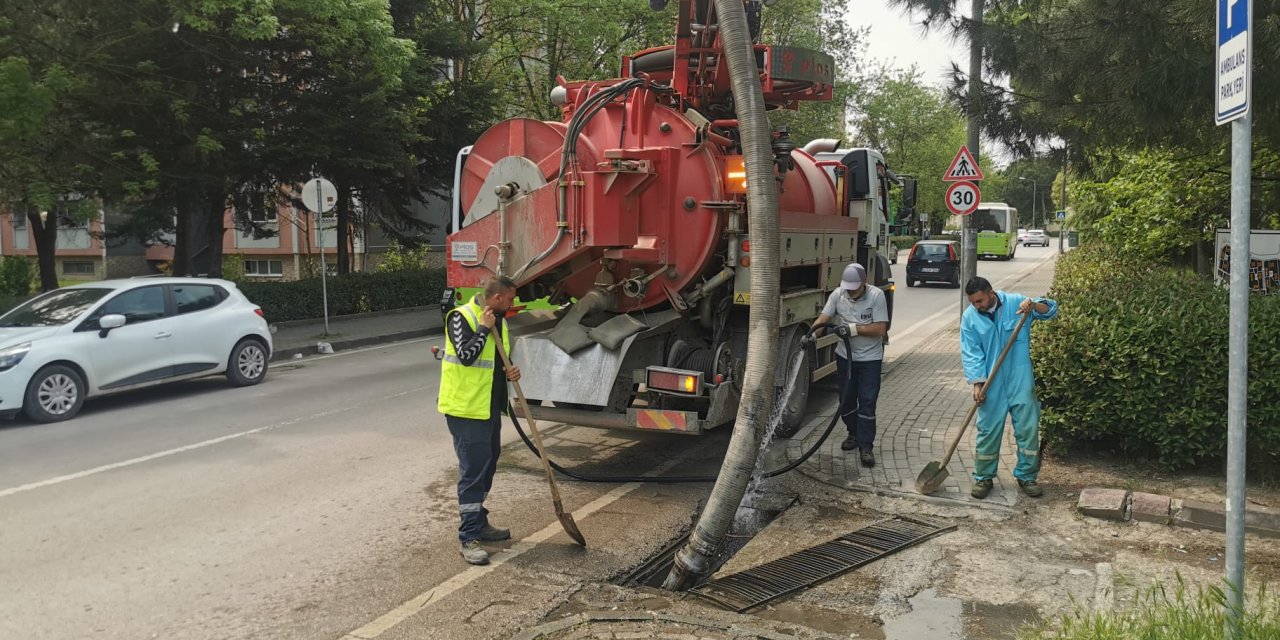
[{"xmin": 0, "ymin": 342, "xmax": 31, "ymax": 372}]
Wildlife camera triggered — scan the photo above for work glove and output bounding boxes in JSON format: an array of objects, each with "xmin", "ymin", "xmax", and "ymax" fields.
[
  {"xmin": 834, "ymin": 324, "xmax": 852, "ymax": 338},
  {"xmin": 799, "ymin": 333, "xmax": 815, "ymax": 348}
]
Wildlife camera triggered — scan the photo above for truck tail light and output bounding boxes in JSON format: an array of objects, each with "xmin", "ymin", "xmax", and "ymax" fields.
[
  {"xmin": 724, "ymin": 155, "xmax": 747, "ymax": 194},
  {"xmin": 646, "ymin": 367, "xmax": 703, "ymax": 396}
]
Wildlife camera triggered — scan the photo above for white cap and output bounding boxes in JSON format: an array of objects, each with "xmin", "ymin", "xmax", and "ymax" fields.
[{"xmin": 840, "ymin": 263, "xmax": 866, "ymax": 290}]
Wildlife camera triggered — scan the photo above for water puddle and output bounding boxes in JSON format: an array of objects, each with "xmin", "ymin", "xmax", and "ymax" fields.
[{"xmin": 882, "ymin": 588, "xmax": 965, "ymax": 639}]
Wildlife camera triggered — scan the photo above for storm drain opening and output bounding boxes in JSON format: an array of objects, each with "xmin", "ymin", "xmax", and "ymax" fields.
[
  {"xmin": 689, "ymin": 514, "xmax": 957, "ymax": 613},
  {"xmin": 617, "ymin": 491, "xmax": 799, "ymax": 589}
]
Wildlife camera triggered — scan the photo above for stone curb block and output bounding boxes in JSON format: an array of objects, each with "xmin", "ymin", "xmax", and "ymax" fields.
[
  {"xmin": 1172, "ymin": 499, "xmax": 1280, "ymax": 539},
  {"xmin": 1076, "ymin": 488, "xmax": 1130, "ymax": 521},
  {"xmin": 271, "ymin": 328, "xmax": 441, "ymax": 361},
  {"xmin": 1130, "ymin": 491, "xmax": 1172, "ymax": 525}
]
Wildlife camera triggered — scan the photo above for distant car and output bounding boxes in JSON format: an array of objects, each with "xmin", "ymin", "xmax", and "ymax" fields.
[
  {"xmin": 0, "ymin": 278, "xmax": 272, "ymax": 423},
  {"xmin": 905, "ymin": 240, "xmax": 961, "ymax": 288},
  {"xmin": 1024, "ymin": 229, "xmax": 1050, "ymax": 247},
  {"xmin": 1016, "ymin": 228, "xmax": 1029, "ymax": 243}
]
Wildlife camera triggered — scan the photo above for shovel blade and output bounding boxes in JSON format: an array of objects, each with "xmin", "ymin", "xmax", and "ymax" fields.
[
  {"xmin": 557, "ymin": 512, "xmax": 587, "ymax": 547},
  {"xmin": 915, "ymin": 461, "xmax": 949, "ymax": 495}
]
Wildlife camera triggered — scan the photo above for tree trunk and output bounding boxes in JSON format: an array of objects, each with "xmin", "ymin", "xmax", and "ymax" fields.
[
  {"xmin": 29, "ymin": 209, "xmax": 59, "ymax": 292},
  {"xmin": 336, "ymin": 183, "xmax": 351, "ymax": 274},
  {"xmin": 206, "ymin": 192, "xmax": 227, "ymax": 278},
  {"xmin": 172, "ymin": 199, "xmax": 193, "ymax": 277},
  {"xmin": 664, "ymin": 0, "xmax": 780, "ymax": 591}
]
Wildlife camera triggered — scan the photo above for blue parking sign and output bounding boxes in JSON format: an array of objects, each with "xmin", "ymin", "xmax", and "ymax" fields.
[{"xmin": 1216, "ymin": 0, "xmax": 1250, "ymax": 124}]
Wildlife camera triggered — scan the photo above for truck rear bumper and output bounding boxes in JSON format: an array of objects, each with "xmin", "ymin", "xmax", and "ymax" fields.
[{"xmin": 514, "ymin": 402, "xmax": 704, "ymax": 435}]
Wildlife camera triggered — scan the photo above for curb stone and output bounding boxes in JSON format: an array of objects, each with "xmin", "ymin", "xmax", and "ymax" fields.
[{"xmin": 271, "ymin": 328, "xmax": 441, "ymax": 361}]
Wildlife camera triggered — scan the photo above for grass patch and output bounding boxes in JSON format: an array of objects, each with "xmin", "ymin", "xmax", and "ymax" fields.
[{"xmin": 1019, "ymin": 576, "xmax": 1277, "ymax": 639}]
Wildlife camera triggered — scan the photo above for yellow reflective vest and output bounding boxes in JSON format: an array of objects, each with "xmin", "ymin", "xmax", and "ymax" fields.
[{"xmin": 438, "ymin": 296, "xmax": 512, "ymax": 420}]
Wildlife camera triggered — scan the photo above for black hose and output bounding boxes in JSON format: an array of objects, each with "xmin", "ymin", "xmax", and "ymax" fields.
[{"xmin": 505, "ymin": 323, "xmax": 854, "ymax": 483}]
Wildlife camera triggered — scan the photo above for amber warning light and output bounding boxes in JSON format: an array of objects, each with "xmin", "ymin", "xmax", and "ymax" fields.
[
  {"xmin": 724, "ymin": 155, "xmax": 747, "ymax": 194},
  {"xmin": 646, "ymin": 367, "xmax": 704, "ymax": 396}
]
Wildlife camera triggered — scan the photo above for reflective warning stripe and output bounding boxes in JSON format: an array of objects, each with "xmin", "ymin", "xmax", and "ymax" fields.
[
  {"xmin": 460, "ymin": 502, "xmax": 484, "ymax": 513},
  {"xmin": 443, "ymin": 354, "xmax": 495, "ymax": 369},
  {"xmin": 635, "ymin": 409, "xmax": 689, "ymax": 432}
]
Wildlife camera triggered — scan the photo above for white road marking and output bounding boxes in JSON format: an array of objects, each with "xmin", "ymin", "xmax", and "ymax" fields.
[
  {"xmin": 0, "ymin": 391, "xmax": 412, "ymax": 500},
  {"xmin": 341, "ymin": 459, "xmax": 683, "ymax": 639}
]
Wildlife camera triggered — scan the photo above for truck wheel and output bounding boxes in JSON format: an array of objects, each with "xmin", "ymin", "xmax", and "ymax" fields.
[{"xmin": 773, "ymin": 334, "xmax": 812, "ymax": 439}]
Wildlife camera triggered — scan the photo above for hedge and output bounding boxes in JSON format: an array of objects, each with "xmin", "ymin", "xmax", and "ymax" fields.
[
  {"xmin": 1034, "ymin": 243, "xmax": 1280, "ymax": 471},
  {"xmin": 891, "ymin": 236, "xmax": 921, "ymax": 250},
  {"xmin": 238, "ymin": 268, "xmax": 446, "ymax": 323}
]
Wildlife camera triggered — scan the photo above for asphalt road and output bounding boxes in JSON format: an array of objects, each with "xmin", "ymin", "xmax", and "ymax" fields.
[{"xmin": 0, "ymin": 246, "xmax": 1057, "ymax": 640}]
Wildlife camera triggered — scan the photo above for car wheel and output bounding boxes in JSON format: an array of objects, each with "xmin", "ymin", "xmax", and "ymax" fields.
[
  {"xmin": 906, "ymin": 278, "xmax": 916, "ymax": 287},
  {"xmin": 24, "ymin": 364, "xmax": 86, "ymax": 423},
  {"xmin": 227, "ymin": 338, "xmax": 269, "ymax": 387}
]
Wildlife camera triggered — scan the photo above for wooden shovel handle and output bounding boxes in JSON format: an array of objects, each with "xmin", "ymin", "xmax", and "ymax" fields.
[
  {"xmin": 936, "ymin": 310, "xmax": 1032, "ymax": 468},
  {"xmin": 494, "ymin": 338, "xmax": 565, "ymax": 506}
]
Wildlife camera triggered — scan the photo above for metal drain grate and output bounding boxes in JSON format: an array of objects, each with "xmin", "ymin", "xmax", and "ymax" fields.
[{"xmin": 689, "ymin": 514, "xmax": 956, "ymax": 612}]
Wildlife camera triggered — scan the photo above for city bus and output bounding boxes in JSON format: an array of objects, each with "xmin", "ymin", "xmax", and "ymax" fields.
[{"xmin": 944, "ymin": 202, "xmax": 1018, "ymax": 260}]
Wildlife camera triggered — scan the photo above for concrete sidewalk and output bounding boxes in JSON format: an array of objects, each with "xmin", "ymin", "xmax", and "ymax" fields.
[
  {"xmin": 786, "ymin": 254, "xmax": 1060, "ymax": 508},
  {"xmin": 268, "ymin": 306, "xmax": 443, "ymax": 361}
]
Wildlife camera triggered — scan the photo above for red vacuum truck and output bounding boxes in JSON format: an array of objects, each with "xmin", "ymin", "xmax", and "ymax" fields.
[{"xmin": 442, "ymin": 0, "xmax": 916, "ymax": 437}]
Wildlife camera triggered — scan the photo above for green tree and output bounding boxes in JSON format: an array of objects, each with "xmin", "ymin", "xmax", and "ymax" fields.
[{"xmin": 849, "ymin": 68, "xmax": 966, "ymax": 233}]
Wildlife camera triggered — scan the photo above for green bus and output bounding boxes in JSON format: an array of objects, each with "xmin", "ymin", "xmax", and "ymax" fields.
[{"xmin": 946, "ymin": 202, "xmax": 1018, "ymax": 260}]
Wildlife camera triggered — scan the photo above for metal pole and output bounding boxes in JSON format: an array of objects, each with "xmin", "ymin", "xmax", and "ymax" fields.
[
  {"xmin": 316, "ymin": 179, "xmax": 330, "ymax": 336},
  {"xmin": 961, "ymin": 0, "xmax": 982, "ymax": 309},
  {"xmin": 1059, "ymin": 148, "xmax": 1067, "ymax": 254},
  {"xmin": 1225, "ymin": 21, "xmax": 1253, "ymax": 637}
]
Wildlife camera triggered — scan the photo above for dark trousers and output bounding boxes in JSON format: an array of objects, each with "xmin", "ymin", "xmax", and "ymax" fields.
[
  {"xmin": 446, "ymin": 412, "xmax": 502, "ymax": 543},
  {"xmin": 836, "ymin": 356, "xmax": 882, "ymax": 450}
]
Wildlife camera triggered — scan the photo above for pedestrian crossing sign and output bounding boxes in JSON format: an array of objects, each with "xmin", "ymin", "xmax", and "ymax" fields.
[{"xmin": 943, "ymin": 145, "xmax": 984, "ymax": 182}]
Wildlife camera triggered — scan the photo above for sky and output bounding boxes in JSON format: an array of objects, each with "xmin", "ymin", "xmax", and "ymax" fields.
[{"xmin": 852, "ymin": 1, "xmax": 971, "ymax": 88}]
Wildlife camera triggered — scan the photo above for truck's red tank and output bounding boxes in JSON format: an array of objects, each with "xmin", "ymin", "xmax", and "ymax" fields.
[{"xmin": 448, "ymin": 83, "xmax": 840, "ymax": 312}]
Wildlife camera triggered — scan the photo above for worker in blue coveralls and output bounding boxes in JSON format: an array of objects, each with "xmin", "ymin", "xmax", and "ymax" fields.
[{"xmin": 960, "ymin": 277, "xmax": 1058, "ymax": 500}]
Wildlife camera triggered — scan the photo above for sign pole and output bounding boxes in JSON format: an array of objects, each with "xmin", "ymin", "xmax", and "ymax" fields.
[
  {"xmin": 1217, "ymin": 1, "xmax": 1252, "ymax": 635},
  {"xmin": 315, "ymin": 179, "xmax": 330, "ymax": 336},
  {"xmin": 961, "ymin": 0, "xmax": 983, "ymax": 311}
]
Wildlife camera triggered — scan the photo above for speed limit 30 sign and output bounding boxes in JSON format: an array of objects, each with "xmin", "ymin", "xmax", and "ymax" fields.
[{"xmin": 945, "ymin": 180, "xmax": 981, "ymax": 216}]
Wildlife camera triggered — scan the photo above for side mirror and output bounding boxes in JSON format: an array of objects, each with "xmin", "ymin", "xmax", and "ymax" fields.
[
  {"xmin": 98, "ymin": 314, "xmax": 126, "ymax": 338},
  {"xmin": 902, "ymin": 177, "xmax": 918, "ymax": 209}
]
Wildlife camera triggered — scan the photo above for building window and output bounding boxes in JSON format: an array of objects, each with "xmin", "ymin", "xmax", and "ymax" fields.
[
  {"xmin": 12, "ymin": 212, "xmax": 26, "ymax": 230},
  {"xmin": 237, "ymin": 190, "xmax": 277, "ymax": 224},
  {"xmin": 244, "ymin": 259, "xmax": 284, "ymax": 277},
  {"xmin": 63, "ymin": 261, "xmax": 95, "ymax": 276}
]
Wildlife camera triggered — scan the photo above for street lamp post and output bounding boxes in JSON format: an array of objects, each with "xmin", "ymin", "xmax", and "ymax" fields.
[{"xmin": 1018, "ymin": 177, "xmax": 1037, "ymax": 229}]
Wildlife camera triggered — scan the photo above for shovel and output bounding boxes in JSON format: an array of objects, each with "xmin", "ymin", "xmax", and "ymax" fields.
[
  {"xmin": 494, "ymin": 339, "xmax": 588, "ymax": 547},
  {"xmin": 915, "ymin": 310, "xmax": 1031, "ymax": 495}
]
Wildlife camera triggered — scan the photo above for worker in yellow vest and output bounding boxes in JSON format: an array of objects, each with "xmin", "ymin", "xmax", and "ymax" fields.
[{"xmin": 438, "ymin": 275, "xmax": 521, "ymax": 565}]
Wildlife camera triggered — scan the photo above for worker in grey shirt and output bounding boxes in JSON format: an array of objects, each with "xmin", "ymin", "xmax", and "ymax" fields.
[{"xmin": 808, "ymin": 263, "xmax": 889, "ymax": 466}]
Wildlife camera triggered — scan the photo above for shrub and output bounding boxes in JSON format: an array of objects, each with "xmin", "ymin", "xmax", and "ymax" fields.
[
  {"xmin": 377, "ymin": 240, "xmax": 436, "ymax": 273},
  {"xmin": 891, "ymin": 236, "xmax": 920, "ymax": 250},
  {"xmin": 1035, "ymin": 243, "xmax": 1280, "ymax": 471},
  {"xmin": 0, "ymin": 256, "xmax": 34, "ymax": 297},
  {"xmin": 238, "ymin": 268, "xmax": 446, "ymax": 323}
]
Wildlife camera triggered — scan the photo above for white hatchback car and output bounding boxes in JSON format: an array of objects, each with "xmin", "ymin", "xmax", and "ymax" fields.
[{"xmin": 0, "ymin": 278, "xmax": 272, "ymax": 422}]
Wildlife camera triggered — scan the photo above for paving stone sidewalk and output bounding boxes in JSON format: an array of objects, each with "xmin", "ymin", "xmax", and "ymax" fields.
[{"xmin": 785, "ymin": 255, "xmax": 1060, "ymax": 508}]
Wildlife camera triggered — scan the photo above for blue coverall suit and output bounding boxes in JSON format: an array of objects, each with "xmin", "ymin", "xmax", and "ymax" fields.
[{"xmin": 960, "ymin": 292, "xmax": 1058, "ymax": 482}]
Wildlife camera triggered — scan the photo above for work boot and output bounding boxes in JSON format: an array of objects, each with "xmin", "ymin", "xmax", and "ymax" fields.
[
  {"xmin": 971, "ymin": 479, "xmax": 993, "ymax": 500},
  {"xmin": 1017, "ymin": 480, "xmax": 1044, "ymax": 498},
  {"xmin": 859, "ymin": 448, "xmax": 876, "ymax": 467},
  {"xmin": 460, "ymin": 540, "xmax": 489, "ymax": 565},
  {"xmin": 840, "ymin": 436, "xmax": 858, "ymax": 451},
  {"xmin": 479, "ymin": 524, "xmax": 511, "ymax": 541}
]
